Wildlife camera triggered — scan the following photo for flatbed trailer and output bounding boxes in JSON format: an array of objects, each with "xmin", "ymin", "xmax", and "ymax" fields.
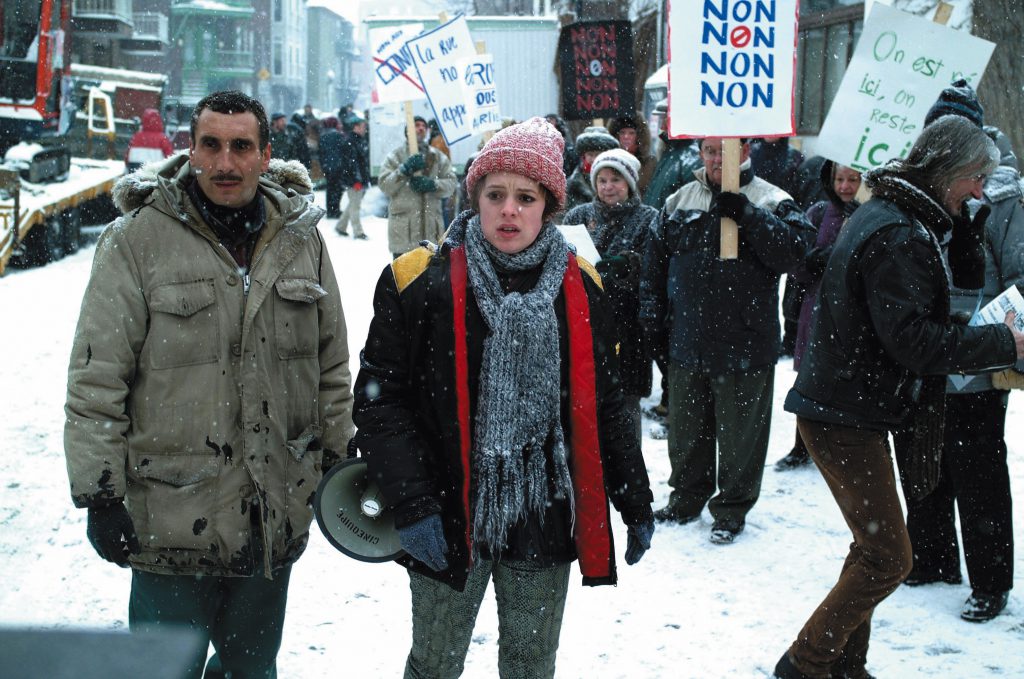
[{"xmin": 0, "ymin": 158, "xmax": 124, "ymax": 276}]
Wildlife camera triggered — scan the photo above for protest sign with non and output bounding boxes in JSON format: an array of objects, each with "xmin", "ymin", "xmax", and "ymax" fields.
[
  {"xmin": 815, "ymin": 3, "xmax": 994, "ymax": 172},
  {"xmin": 369, "ymin": 23, "xmax": 426, "ymax": 105},
  {"xmin": 408, "ymin": 14, "xmax": 477, "ymax": 147},
  {"xmin": 557, "ymin": 20, "xmax": 634, "ymax": 121},
  {"xmin": 667, "ymin": 0, "xmax": 798, "ymax": 138},
  {"xmin": 458, "ymin": 53, "xmax": 501, "ymax": 136}
]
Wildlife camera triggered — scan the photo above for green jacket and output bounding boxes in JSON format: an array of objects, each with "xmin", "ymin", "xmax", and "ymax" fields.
[{"xmin": 64, "ymin": 154, "xmax": 354, "ymax": 577}]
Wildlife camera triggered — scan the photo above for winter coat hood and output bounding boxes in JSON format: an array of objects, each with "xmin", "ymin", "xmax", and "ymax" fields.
[
  {"xmin": 113, "ymin": 153, "xmax": 313, "ymax": 219},
  {"xmin": 141, "ymin": 108, "xmax": 164, "ymax": 133},
  {"xmin": 608, "ymin": 115, "xmax": 652, "ymax": 161}
]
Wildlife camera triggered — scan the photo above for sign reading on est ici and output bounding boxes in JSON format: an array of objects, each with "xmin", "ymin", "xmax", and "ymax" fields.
[{"xmin": 815, "ymin": 3, "xmax": 994, "ymax": 171}]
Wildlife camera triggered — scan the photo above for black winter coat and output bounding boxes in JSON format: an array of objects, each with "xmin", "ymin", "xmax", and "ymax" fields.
[
  {"xmin": 786, "ymin": 193, "xmax": 1017, "ymax": 428},
  {"xmin": 564, "ymin": 198, "xmax": 659, "ymax": 396},
  {"xmin": 641, "ymin": 168, "xmax": 815, "ymax": 375},
  {"xmin": 353, "ymin": 242, "xmax": 653, "ymax": 591},
  {"xmin": 320, "ymin": 129, "xmax": 367, "ymax": 185}
]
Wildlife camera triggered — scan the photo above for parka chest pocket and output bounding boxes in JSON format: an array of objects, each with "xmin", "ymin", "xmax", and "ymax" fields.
[
  {"xmin": 147, "ymin": 280, "xmax": 220, "ymax": 369},
  {"xmin": 274, "ymin": 278, "xmax": 327, "ymax": 359}
]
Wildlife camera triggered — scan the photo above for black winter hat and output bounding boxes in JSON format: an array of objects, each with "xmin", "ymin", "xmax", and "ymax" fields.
[
  {"xmin": 575, "ymin": 126, "xmax": 619, "ymax": 155},
  {"xmin": 924, "ymin": 79, "xmax": 984, "ymax": 128},
  {"xmin": 608, "ymin": 115, "xmax": 640, "ymax": 137}
]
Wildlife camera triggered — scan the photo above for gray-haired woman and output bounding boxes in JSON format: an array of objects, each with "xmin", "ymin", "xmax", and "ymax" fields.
[{"xmin": 773, "ymin": 115, "xmax": 1024, "ymax": 679}]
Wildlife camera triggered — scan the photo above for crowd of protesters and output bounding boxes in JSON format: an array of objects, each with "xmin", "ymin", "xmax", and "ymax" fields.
[{"xmin": 84, "ymin": 81, "xmax": 1024, "ymax": 679}]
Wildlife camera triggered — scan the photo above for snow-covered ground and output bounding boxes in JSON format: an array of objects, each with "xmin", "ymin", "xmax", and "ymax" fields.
[{"xmin": 1, "ymin": 188, "xmax": 1022, "ymax": 678}]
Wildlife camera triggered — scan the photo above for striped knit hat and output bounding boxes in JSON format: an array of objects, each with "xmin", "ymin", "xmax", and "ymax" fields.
[
  {"xmin": 574, "ymin": 125, "xmax": 620, "ymax": 156},
  {"xmin": 590, "ymin": 148, "xmax": 641, "ymax": 196},
  {"xmin": 924, "ymin": 79, "xmax": 984, "ymax": 128},
  {"xmin": 466, "ymin": 116, "xmax": 567, "ymax": 210}
]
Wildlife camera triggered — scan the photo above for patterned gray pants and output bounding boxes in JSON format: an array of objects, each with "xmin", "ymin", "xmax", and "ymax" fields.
[{"xmin": 404, "ymin": 559, "xmax": 571, "ymax": 679}]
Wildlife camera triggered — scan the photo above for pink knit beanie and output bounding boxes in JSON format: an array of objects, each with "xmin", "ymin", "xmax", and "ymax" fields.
[{"xmin": 466, "ymin": 116, "xmax": 567, "ymax": 211}]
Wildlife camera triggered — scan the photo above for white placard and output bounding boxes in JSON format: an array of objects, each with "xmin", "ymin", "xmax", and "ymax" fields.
[
  {"xmin": 369, "ymin": 24, "xmax": 426, "ymax": 105},
  {"xmin": 557, "ymin": 224, "xmax": 601, "ymax": 264},
  {"xmin": 458, "ymin": 54, "xmax": 501, "ymax": 136},
  {"xmin": 667, "ymin": 0, "xmax": 798, "ymax": 138},
  {"xmin": 408, "ymin": 15, "xmax": 477, "ymax": 147},
  {"xmin": 815, "ymin": 4, "xmax": 994, "ymax": 172}
]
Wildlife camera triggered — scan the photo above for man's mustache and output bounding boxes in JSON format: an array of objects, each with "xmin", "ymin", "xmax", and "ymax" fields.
[{"xmin": 210, "ymin": 174, "xmax": 244, "ymax": 182}]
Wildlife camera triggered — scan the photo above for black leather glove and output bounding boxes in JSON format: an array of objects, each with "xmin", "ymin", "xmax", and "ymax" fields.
[
  {"xmin": 87, "ymin": 502, "xmax": 141, "ymax": 567},
  {"xmin": 950, "ymin": 310, "xmax": 973, "ymax": 325},
  {"xmin": 715, "ymin": 191, "xmax": 758, "ymax": 226},
  {"xmin": 948, "ymin": 203, "xmax": 989, "ymax": 290},
  {"xmin": 595, "ymin": 254, "xmax": 629, "ymax": 279},
  {"xmin": 400, "ymin": 153, "xmax": 426, "ymax": 176},
  {"xmin": 805, "ymin": 245, "xmax": 833, "ymax": 278},
  {"xmin": 625, "ymin": 518, "xmax": 655, "ymax": 565},
  {"xmin": 398, "ymin": 513, "xmax": 449, "ymax": 571},
  {"xmin": 409, "ymin": 175, "xmax": 437, "ymax": 194}
]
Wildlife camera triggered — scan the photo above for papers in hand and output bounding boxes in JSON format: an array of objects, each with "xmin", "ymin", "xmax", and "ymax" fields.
[
  {"xmin": 557, "ymin": 223, "xmax": 601, "ymax": 264},
  {"xmin": 950, "ymin": 285, "xmax": 1024, "ymax": 390}
]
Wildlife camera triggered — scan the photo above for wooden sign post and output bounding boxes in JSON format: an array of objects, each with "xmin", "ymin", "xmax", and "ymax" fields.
[
  {"xmin": 720, "ymin": 139, "xmax": 741, "ymax": 259},
  {"xmin": 404, "ymin": 101, "xmax": 418, "ymax": 154}
]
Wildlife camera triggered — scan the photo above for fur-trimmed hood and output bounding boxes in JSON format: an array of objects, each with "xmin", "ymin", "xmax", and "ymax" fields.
[{"xmin": 113, "ymin": 152, "xmax": 314, "ymax": 216}]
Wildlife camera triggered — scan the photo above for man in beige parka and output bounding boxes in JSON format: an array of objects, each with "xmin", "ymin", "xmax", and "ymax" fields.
[
  {"xmin": 64, "ymin": 90, "xmax": 353, "ymax": 678},
  {"xmin": 378, "ymin": 115, "xmax": 457, "ymax": 258}
]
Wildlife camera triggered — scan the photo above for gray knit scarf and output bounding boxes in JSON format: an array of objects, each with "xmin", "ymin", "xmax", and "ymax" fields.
[{"xmin": 446, "ymin": 212, "xmax": 575, "ymax": 555}]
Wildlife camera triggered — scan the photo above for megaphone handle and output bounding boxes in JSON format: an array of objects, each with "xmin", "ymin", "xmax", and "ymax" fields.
[
  {"xmin": 346, "ymin": 436, "xmax": 359, "ymax": 459},
  {"xmin": 359, "ymin": 483, "xmax": 386, "ymax": 518}
]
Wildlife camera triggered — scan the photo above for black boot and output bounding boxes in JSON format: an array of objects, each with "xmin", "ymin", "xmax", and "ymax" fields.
[
  {"xmin": 772, "ymin": 653, "xmax": 814, "ymax": 679},
  {"xmin": 961, "ymin": 589, "xmax": 1009, "ymax": 622}
]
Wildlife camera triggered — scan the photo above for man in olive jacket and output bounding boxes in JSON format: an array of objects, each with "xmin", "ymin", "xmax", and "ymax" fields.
[
  {"xmin": 64, "ymin": 90, "xmax": 354, "ymax": 678},
  {"xmin": 378, "ymin": 115, "xmax": 457, "ymax": 257}
]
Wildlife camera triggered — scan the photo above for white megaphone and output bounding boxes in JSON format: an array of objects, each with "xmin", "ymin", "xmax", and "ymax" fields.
[{"xmin": 314, "ymin": 458, "xmax": 405, "ymax": 562}]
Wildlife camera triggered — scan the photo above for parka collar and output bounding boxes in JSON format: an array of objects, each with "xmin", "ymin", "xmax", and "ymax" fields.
[{"xmin": 112, "ymin": 153, "xmax": 322, "ymax": 241}]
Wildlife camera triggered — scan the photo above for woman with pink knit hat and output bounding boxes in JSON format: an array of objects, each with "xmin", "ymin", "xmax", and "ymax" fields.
[{"xmin": 353, "ymin": 117, "xmax": 655, "ymax": 678}]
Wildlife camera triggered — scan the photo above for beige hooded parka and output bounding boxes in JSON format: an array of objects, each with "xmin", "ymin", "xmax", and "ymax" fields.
[{"xmin": 64, "ymin": 154, "xmax": 354, "ymax": 578}]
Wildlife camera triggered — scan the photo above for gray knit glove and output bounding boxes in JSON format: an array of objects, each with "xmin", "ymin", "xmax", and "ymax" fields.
[
  {"xmin": 625, "ymin": 518, "xmax": 654, "ymax": 565},
  {"xmin": 398, "ymin": 513, "xmax": 449, "ymax": 572}
]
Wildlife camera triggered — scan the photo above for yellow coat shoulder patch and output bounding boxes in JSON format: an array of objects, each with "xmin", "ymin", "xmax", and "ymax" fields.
[
  {"xmin": 391, "ymin": 246, "xmax": 435, "ymax": 294},
  {"xmin": 575, "ymin": 255, "xmax": 603, "ymax": 291}
]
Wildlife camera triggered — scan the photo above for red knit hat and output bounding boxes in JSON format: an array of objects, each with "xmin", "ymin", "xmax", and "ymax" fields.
[{"xmin": 466, "ymin": 116, "xmax": 566, "ymax": 211}]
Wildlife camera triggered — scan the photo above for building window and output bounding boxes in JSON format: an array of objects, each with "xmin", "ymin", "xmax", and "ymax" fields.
[
  {"xmin": 273, "ymin": 41, "xmax": 282, "ymax": 76},
  {"xmin": 796, "ymin": 4, "xmax": 863, "ymax": 135},
  {"xmin": 273, "ymin": 0, "xmax": 282, "ymax": 22}
]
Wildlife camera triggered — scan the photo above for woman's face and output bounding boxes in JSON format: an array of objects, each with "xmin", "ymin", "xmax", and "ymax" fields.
[
  {"xmin": 595, "ymin": 167, "xmax": 630, "ymax": 206},
  {"xmin": 478, "ymin": 172, "xmax": 547, "ymax": 254},
  {"xmin": 833, "ymin": 165, "xmax": 862, "ymax": 203}
]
